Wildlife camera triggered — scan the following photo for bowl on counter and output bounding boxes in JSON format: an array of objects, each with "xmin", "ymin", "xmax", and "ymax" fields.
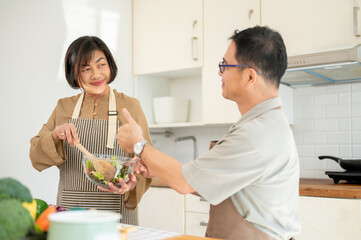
[
  {"xmin": 82, "ymin": 154, "xmax": 137, "ymax": 188},
  {"xmin": 153, "ymin": 96, "xmax": 190, "ymax": 124},
  {"xmin": 48, "ymin": 210, "xmax": 121, "ymax": 240}
]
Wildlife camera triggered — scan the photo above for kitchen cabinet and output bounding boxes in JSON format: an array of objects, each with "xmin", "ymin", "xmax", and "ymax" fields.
[
  {"xmin": 138, "ymin": 187, "xmax": 185, "ymax": 233},
  {"xmin": 297, "ymin": 196, "xmax": 361, "ymax": 240},
  {"xmin": 185, "ymin": 194, "xmax": 210, "ymax": 237},
  {"xmin": 138, "ymin": 187, "xmax": 211, "ymax": 236},
  {"xmin": 133, "ymin": 0, "xmax": 262, "ymax": 126},
  {"xmin": 261, "ymin": 0, "xmax": 361, "ymax": 56},
  {"xmin": 133, "ymin": 0, "xmax": 203, "ymax": 75},
  {"xmin": 202, "ymin": 0, "xmax": 260, "ymax": 124}
]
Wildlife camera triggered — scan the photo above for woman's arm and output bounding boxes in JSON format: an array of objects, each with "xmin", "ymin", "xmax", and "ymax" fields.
[{"xmin": 29, "ymin": 102, "xmax": 67, "ymax": 171}]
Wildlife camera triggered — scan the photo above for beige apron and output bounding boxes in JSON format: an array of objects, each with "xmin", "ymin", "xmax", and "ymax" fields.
[
  {"xmin": 206, "ymin": 141, "xmax": 276, "ymax": 240},
  {"xmin": 56, "ymin": 89, "xmax": 138, "ymax": 224},
  {"xmin": 205, "ymin": 198, "xmax": 275, "ymax": 240}
]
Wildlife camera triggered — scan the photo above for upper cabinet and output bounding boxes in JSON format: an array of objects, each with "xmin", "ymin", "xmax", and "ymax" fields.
[
  {"xmin": 133, "ymin": 0, "xmax": 296, "ymax": 127},
  {"xmin": 133, "ymin": 0, "xmax": 203, "ymax": 75},
  {"xmin": 202, "ymin": 0, "xmax": 260, "ymax": 124},
  {"xmin": 261, "ymin": 0, "xmax": 361, "ymax": 55}
]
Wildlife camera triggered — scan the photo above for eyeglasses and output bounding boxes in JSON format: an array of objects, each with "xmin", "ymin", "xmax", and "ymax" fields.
[{"xmin": 218, "ymin": 60, "xmax": 259, "ymax": 75}]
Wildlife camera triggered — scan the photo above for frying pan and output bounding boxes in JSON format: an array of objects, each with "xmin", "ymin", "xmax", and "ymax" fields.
[{"xmin": 319, "ymin": 155, "xmax": 361, "ymax": 171}]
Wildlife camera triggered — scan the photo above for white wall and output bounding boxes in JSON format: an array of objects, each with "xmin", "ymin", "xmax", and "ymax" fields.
[
  {"xmin": 0, "ymin": 0, "xmax": 133, "ymax": 204},
  {"xmin": 292, "ymin": 82, "xmax": 361, "ymax": 178}
]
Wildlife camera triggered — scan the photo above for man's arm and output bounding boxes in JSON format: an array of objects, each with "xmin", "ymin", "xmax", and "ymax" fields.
[{"xmin": 117, "ymin": 108, "xmax": 195, "ymax": 195}]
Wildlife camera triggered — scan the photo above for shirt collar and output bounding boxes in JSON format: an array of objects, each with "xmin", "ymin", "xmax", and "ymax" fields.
[
  {"xmin": 83, "ymin": 91, "xmax": 110, "ymax": 104},
  {"xmin": 234, "ymin": 97, "xmax": 282, "ymax": 127}
]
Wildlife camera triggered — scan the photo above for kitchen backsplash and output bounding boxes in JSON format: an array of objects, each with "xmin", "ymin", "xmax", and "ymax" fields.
[
  {"xmin": 292, "ymin": 82, "xmax": 361, "ymax": 178},
  {"xmin": 150, "ymin": 125, "xmax": 230, "ymax": 164},
  {"xmin": 150, "ymin": 82, "xmax": 361, "ymax": 179}
]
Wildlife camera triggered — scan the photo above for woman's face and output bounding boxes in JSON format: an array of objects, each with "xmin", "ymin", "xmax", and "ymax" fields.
[{"xmin": 78, "ymin": 50, "xmax": 111, "ymax": 99}]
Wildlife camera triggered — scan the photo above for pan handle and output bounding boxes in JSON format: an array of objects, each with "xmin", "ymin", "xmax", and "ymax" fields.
[{"xmin": 318, "ymin": 155, "xmax": 343, "ymax": 164}]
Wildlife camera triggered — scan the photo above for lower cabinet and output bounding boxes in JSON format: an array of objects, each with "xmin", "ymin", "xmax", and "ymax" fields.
[
  {"xmin": 138, "ymin": 187, "xmax": 211, "ymax": 236},
  {"xmin": 138, "ymin": 187, "xmax": 185, "ymax": 233},
  {"xmin": 185, "ymin": 194, "xmax": 210, "ymax": 236},
  {"xmin": 139, "ymin": 188, "xmax": 361, "ymax": 239},
  {"xmin": 296, "ymin": 196, "xmax": 361, "ymax": 240}
]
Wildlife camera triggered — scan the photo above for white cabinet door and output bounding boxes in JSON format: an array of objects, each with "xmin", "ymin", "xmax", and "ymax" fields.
[
  {"xmin": 202, "ymin": 0, "xmax": 260, "ymax": 124},
  {"xmin": 138, "ymin": 187, "xmax": 185, "ymax": 234},
  {"xmin": 297, "ymin": 196, "xmax": 361, "ymax": 240},
  {"xmin": 261, "ymin": 0, "xmax": 361, "ymax": 56},
  {"xmin": 133, "ymin": 0, "xmax": 203, "ymax": 75},
  {"xmin": 185, "ymin": 212, "xmax": 209, "ymax": 237},
  {"xmin": 185, "ymin": 194, "xmax": 210, "ymax": 237}
]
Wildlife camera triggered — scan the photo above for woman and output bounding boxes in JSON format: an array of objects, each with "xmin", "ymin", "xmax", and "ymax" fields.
[{"xmin": 30, "ymin": 36, "xmax": 151, "ymax": 224}]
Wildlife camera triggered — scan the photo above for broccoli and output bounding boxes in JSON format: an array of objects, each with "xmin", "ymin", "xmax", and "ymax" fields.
[
  {"xmin": 0, "ymin": 198, "xmax": 34, "ymax": 240},
  {"xmin": 0, "ymin": 178, "xmax": 32, "ymax": 203}
]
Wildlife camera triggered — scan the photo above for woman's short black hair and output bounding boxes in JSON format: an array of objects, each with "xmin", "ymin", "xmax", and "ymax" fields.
[
  {"xmin": 230, "ymin": 26, "xmax": 287, "ymax": 88},
  {"xmin": 64, "ymin": 36, "xmax": 118, "ymax": 89}
]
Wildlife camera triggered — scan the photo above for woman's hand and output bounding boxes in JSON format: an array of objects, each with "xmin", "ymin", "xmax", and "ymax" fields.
[
  {"xmin": 97, "ymin": 174, "xmax": 137, "ymax": 194},
  {"xmin": 52, "ymin": 123, "xmax": 79, "ymax": 147}
]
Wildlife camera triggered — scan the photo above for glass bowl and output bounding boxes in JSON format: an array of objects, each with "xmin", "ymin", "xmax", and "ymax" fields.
[{"xmin": 82, "ymin": 154, "xmax": 137, "ymax": 188}]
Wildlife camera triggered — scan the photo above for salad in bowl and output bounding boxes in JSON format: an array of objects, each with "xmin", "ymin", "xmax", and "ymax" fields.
[{"xmin": 82, "ymin": 154, "xmax": 137, "ymax": 188}]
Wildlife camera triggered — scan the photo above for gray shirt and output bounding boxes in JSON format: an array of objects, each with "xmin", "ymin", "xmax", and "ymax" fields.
[{"xmin": 182, "ymin": 97, "xmax": 301, "ymax": 240}]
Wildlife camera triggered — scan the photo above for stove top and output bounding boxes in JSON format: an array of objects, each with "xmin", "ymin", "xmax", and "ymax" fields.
[{"xmin": 325, "ymin": 171, "xmax": 361, "ymax": 184}]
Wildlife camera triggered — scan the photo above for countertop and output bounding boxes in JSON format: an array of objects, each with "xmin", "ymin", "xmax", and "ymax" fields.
[
  {"xmin": 165, "ymin": 236, "xmax": 221, "ymax": 240},
  {"xmin": 151, "ymin": 178, "xmax": 361, "ymax": 199},
  {"xmin": 299, "ymin": 178, "xmax": 361, "ymax": 199}
]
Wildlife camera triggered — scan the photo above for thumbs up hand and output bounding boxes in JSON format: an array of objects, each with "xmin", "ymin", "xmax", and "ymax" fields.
[{"xmin": 117, "ymin": 108, "xmax": 144, "ymax": 153}]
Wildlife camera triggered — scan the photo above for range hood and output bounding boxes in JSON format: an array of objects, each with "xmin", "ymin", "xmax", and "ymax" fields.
[{"xmin": 281, "ymin": 44, "xmax": 361, "ymax": 87}]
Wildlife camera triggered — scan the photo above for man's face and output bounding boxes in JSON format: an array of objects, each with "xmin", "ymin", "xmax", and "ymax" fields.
[{"xmin": 219, "ymin": 41, "xmax": 248, "ymax": 102}]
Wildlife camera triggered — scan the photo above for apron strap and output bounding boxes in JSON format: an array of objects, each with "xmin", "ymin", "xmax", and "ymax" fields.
[
  {"xmin": 71, "ymin": 89, "xmax": 117, "ymax": 149},
  {"xmin": 106, "ymin": 89, "xmax": 117, "ymax": 149},
  {"xmin": 72, "ymin": 93, "xmax": 84, "ymax": 119}
]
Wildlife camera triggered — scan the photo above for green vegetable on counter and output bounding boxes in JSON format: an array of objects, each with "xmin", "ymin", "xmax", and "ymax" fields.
[
  {"xmin": 35, "ymin": 198, "xmax": 48, "ymax": 219},
  {"xmin": 0, "ymin": 178, "xmax": 32, "ymax": 203},
  {"xmin": 0, "ymin": 178, "xmax": 35, "ymax": 240}
]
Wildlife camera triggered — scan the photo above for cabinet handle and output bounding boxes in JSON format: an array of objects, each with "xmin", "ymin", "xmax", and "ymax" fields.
[
  {"xmin": 191, "ymin": 37, "xmax": 198, "ymax": 61},
  {"xmin": 248, "ymin": 9, "xmax": 254, "ymax": 20},
  {"xmin": 200, "ymin": 221, "xmax": 208, "ymax": 227},
  {"xmin": 354, "ymin": 6, "xmax": 360, "ymax": 37}
]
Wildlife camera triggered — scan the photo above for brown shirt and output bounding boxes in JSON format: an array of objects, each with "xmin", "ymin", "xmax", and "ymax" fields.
[{"xmin": 29, "ymin": 89, "xmax": 152, "ymax": 209}]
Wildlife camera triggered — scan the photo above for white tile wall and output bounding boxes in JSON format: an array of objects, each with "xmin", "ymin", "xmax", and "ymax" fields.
[
  {"xmin": 293, "ymin": 82, "xmax": 361, "ymax": 178},
  {"xmin": 150, "ymin": 82, "xmax": 361, "ymax": 180}
]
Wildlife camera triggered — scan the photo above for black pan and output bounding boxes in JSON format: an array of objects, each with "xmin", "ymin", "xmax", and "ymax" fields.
[{"xmin": 319, "ymin": 155, "xmax": 361, "ymax": 171}]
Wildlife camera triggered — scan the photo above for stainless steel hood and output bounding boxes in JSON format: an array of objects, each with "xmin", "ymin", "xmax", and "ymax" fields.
[{"xmin": 281, "ymin": 44, "xmax": 361, "ymax": 87}]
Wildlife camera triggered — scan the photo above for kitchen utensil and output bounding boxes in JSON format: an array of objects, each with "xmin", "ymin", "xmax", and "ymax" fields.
[
  {"xmin": 47, "ymin": 210, "xmax": 120, "ymax": 240},
  {"xmin": 82, "ymin": 154, "xmax": 136, "ymax": 188},
  {"xmin": 319, "ymin": 155, "xmax": 361, "ymax": 171},
  {"xmin": 325, "ymin": 171, "xmax": 361, "ymax": 184},
  {"xmin": 73, "ymin": 140, "xmax": 116, "ymax": 181}
]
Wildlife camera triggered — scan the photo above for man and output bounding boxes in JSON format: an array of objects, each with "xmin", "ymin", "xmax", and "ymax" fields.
[{"xmin": 116, "ymin": 26, "xmax": 301, "ymax": 240}]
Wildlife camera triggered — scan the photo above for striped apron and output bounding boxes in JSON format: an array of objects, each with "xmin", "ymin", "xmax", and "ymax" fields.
[{"xmin": 56, "ymin": 89, "xmax": 138, "ymax": 224}]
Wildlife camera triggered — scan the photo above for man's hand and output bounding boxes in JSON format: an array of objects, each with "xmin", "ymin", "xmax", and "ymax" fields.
[
  {"xmin": 117, "ymin": 108, "xmax": 144, "ymax": 153},
  {"xmin": 134, "ymin": 159, "xmax": 153, "ymax": 178}
]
